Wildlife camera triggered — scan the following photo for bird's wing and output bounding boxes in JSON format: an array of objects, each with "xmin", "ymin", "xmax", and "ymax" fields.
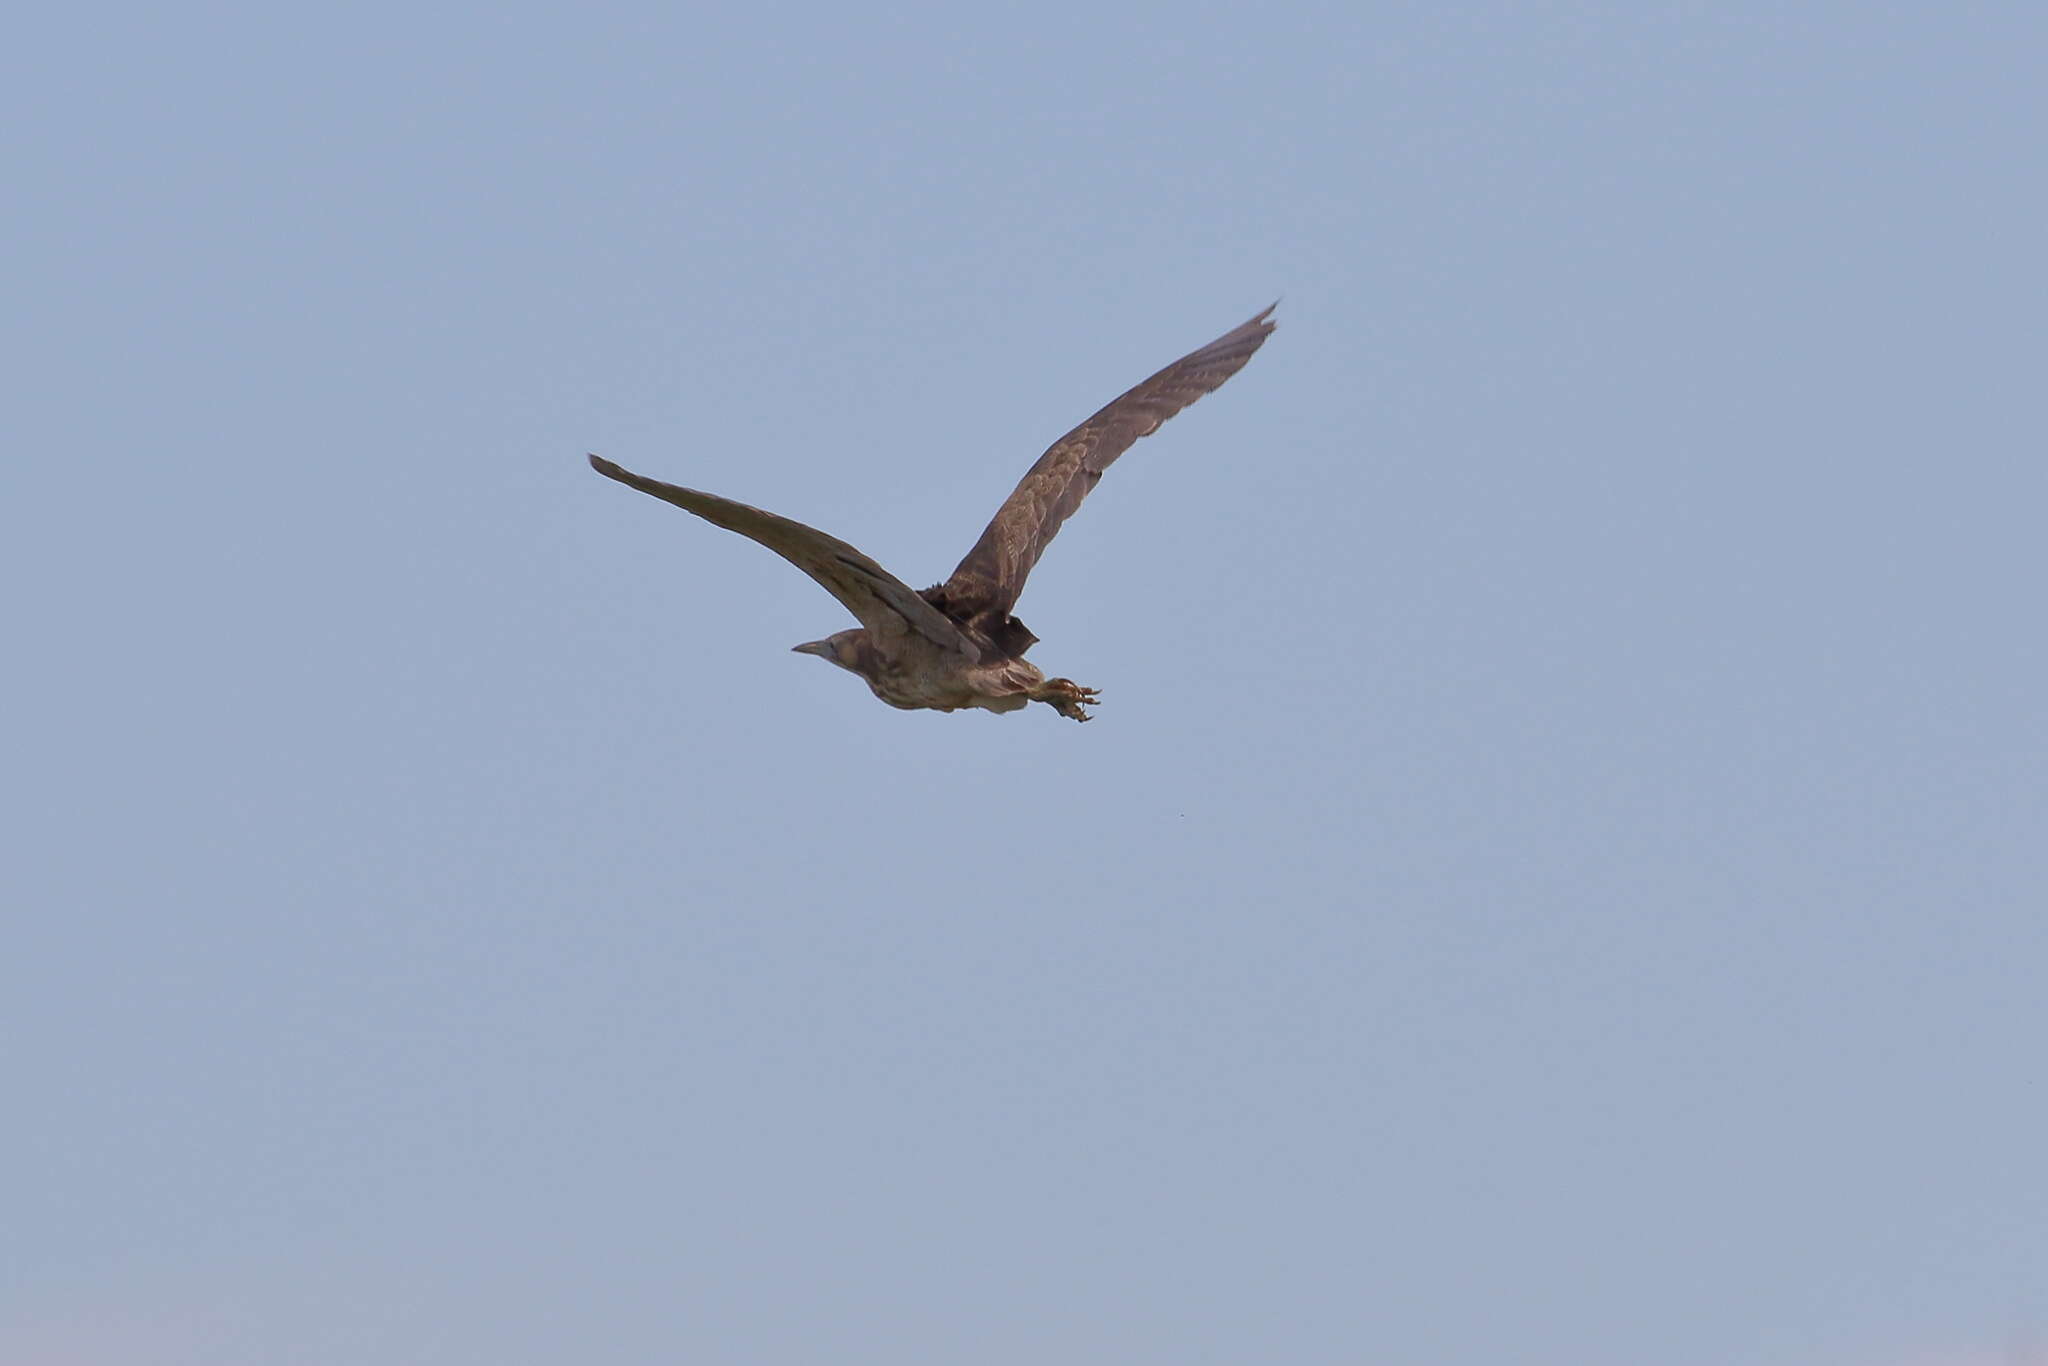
[
  {"xmin": 934, "ymin": 304, "xmax": 1277, "ymax": 622},
  {"xmin": 588, "ymin": 455, "xmax": 975, "ymax": 656}
]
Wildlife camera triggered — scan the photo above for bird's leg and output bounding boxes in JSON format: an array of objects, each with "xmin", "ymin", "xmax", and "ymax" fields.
[{"xmin": 1030, "ymin": 677, "xmax": 1101, "ymax": 722}]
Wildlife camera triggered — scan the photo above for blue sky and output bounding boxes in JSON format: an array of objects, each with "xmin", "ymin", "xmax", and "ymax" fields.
[{"xmin": 8, "ymin": 2, "xmax": 2046, "ymax": 1363}]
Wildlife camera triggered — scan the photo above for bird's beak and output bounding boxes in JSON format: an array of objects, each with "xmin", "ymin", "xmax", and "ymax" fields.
[{"xmin": 791, "ymin": 641, "xmax": 830, "ymax": 658}]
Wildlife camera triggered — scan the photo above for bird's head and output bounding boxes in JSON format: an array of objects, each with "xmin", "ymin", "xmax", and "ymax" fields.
[{"xmin": 791, "ymin": 629, "xmax": 866, "ymax": 673}]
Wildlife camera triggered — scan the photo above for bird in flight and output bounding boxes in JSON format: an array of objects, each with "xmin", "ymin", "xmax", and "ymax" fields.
[{"xmin": 589, "ymin": 304, "xmax": 1275, "ymax": 722}]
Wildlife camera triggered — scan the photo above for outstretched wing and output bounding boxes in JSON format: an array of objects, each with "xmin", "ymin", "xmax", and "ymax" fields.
[
  {"xmin": 933, "ymin": 304, "xmax": 1277, "ymax": 623},
  {"xmin": 588, "ymin": 454, "xmax": 975, "ymax": 656}
]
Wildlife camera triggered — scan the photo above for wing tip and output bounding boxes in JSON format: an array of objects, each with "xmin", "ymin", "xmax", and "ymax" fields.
[
  {"xmin": 1214, "ymin": 301, "xmax": 1279, "ymax": 353},
  {"xmin": 1198, "ymin": 302, "xmax": 1278, "ymax": 364}
]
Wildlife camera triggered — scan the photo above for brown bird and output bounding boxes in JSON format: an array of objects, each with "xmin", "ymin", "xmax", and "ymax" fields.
[{"xmin": 589, "ymin": 305, "xmax": 1275, "ymax": 721}]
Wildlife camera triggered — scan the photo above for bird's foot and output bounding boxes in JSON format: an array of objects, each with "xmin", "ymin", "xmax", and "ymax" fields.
[{"xmin": 1033, "ymin": 678, "xmax": 1101, "ymax": 722}]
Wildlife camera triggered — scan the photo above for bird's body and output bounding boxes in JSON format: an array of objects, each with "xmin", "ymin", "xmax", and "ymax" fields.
[
  {"xmin": 590, "ymin": 305, "xmax": 1275, "ymax": 722},
  {"xmin": 799, "ymin": 629, "xmax": 1049, "ymax": 716}
]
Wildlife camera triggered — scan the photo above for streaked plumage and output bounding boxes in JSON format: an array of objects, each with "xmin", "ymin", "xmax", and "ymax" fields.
[{"xmin": 589, "ymin": 305, "xmax": 1276, "ymax": 721}]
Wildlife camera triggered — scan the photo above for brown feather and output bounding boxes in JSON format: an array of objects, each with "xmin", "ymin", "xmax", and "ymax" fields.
[
  {"xmin": 933, "ymin": 303, "xmax": 1277, "ymax": 626},
  {"xmin": 587, "ymin": 455, "xmax": 973, "ymax": 656}
]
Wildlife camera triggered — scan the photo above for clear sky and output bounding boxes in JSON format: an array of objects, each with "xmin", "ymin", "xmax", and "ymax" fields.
[{"xmin": 8, "ymin": 2, "xmax": 2045, "ymax": 1363}]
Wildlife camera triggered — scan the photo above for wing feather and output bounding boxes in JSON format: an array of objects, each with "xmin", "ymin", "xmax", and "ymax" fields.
[
  {"xmin": 588, "ymin": 455, "xmax": 973, "ymax": 655},
  {"xmin": 934, "ymin": 304, "xmax": 1277, "ymax": 622}
]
